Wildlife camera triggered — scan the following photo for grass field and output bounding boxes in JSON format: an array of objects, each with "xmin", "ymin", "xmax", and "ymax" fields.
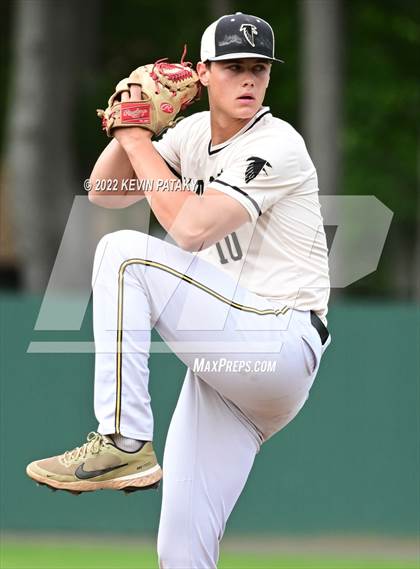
[{"xmin": 1, "ymin": 540, "xmax": 418, "ymax": 569}]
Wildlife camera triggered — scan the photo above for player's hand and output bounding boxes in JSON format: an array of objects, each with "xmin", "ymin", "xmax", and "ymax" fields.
[{"xmin": 113, "ymin": 85, "xmax": 153, "ymax": 148}]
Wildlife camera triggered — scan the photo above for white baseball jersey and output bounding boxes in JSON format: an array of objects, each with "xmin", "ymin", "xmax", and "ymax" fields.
[
  {"xmin": 153, "ymin": 106, "xmax": 330, "ymax": 320},
  {"xmin": 89, "ymin": 110, "xmax": 332, "ymax": 569}
]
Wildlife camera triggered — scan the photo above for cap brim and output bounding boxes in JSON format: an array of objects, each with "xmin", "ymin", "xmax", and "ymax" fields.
[{"xmin": 206, "ymin": 52, "xmax": 284, "ymax": 63}]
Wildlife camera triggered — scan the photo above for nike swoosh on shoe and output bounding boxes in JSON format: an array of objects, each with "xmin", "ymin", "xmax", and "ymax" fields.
[{"xmin": 73, "ymin": 462, "xmax": 129, "ymax": 480}]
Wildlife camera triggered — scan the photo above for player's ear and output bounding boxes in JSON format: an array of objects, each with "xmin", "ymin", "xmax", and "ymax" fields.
[{"xmin": 196, "ymin": 61, "xmax": 210, "ymax": 87}]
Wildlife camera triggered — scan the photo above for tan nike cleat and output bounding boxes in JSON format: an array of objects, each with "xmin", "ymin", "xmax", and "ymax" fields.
[{"xmin": 26, "ymin": 432, "xmax": 162, "ymax": 494}]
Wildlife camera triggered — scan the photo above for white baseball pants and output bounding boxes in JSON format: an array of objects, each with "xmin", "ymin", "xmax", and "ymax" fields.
[{"xmin": 91, "ymin": 230, "xmax": 325, "ymax": 569}]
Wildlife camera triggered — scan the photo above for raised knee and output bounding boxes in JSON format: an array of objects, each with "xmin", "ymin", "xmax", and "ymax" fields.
[
  {"xmin": 104, "ymin": 229, "xmax": 146, "ymax": 245},
  {"xmin": 94, "ymin": 230, "xmax": 147, "ymax": 257},
  {"xmin": 92, "ymin": 231, "xmax": 148, "ymax": 284}
]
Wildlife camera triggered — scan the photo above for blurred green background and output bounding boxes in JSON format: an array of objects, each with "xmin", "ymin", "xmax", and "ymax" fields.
[{"xmin": 0, "ymin": 0, "xmax": 419, "ymax": 567}]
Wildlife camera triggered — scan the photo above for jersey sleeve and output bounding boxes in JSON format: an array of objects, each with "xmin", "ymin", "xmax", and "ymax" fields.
[{"xmin": 207, "ymin": 135, "xmax": 305, "ymax": 223}]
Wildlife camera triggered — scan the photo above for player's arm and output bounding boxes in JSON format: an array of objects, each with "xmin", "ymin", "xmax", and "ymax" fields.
[
  {"xmin": 89, "ymin": 59, "xmax": 198, "ymax": 211},
  {"xmin": 119, "ymin": 130, "xmax": 249, "ymax": 251},
  {"xmin": 88, "ymin": 139, "xmax": 146, "ymax": 209}
]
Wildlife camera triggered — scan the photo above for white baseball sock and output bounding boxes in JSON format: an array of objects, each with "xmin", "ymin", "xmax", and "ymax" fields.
[{"xmin": 111, "ymin": 434, "xmax": 145, "ymax": 452}]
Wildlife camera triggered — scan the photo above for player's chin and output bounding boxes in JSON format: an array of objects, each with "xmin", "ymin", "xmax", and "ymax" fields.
[{"xmin": 233, "ymin": 100, "xmax": 260, "ymax": 119}]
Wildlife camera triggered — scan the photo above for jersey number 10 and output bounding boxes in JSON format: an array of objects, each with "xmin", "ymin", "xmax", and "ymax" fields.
[{"xmin": 215, "ymin": 232, "xmax": 243, "ymax": 264}]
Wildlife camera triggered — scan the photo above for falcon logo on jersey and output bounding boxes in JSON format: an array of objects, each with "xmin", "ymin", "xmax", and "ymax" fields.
[
  {"xmin": 245, "ymin": 157, "xmax": 272, "ymax": 183},
  {"xmin": 240, "ymin": 24, "xmax": 258, "ymax": 47}
]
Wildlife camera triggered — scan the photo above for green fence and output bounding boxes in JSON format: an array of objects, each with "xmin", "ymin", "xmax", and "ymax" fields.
[{"xmin": 0, "ymin": 296, "xmax": 418, "ymax": 536}]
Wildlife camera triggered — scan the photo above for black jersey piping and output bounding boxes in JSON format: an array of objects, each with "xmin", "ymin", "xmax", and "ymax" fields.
[
  {"xmin": 243, "ymin": 109, "xmax": 271, "ymax": 133},
  {"xmin": 212, "ymin": 179, "xmax": 262, "ymax": 216},
  {"xmin": 207, "ymin": 110, "xmax": 271, "ymax": 156},
  {"xmin": 164, "ymin": 160, "xmax": 182, "ymax": 180},
  {"xmin": 208, "ymin": 140, "xmax": 225, "ymax": 156}
]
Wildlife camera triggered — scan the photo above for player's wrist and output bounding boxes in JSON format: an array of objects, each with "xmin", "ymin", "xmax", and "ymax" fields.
[{"xmin": 115, "ymin": 128, "xmax": 153, "ymax": 153}]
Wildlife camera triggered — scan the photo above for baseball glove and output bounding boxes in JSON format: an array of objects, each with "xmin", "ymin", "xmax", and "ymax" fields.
[{"xmin": 97, "ymin": 48, "xmax": 200, "ymax": 137}]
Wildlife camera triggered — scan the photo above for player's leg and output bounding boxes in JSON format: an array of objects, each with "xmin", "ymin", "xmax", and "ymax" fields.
[
  {"xmin": 25, "ymin": 230, "xmax": 174, "ymax": 493},
  {"xmin": 26, "ymin": 228, "xmax": 236, "ymax": 493},
  {"xmin": 26, "ymin": 229, "xmax": 325, "ymax": 492},
  {"xmin": 157, "ymin": 368, "xmax": 259, "ymax": 569},
  {"xmin": 89, "ymin": 229, "xmax": 322, "ymax": 443}
]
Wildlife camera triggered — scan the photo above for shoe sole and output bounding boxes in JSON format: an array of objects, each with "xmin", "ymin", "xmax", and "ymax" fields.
[{"xmin": 26, "ymin": 464, "xmax": 162, "ymax": 494}]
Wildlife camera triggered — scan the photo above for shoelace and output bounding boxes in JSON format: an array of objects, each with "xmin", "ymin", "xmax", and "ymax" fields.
[{"xmin": 62, "ymin": 432, "xmax": 109, "ymax": 466}]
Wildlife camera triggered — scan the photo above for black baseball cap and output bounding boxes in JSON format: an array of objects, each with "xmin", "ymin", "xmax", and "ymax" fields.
[{"xmin": 200, "ymin": 12, "xmax": 283, "ymax": 63}]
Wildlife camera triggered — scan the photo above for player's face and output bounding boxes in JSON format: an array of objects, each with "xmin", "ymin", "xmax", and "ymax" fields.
[{"xmin": 199, "ymin": 59, "xmax": 271, "ymax": 121}]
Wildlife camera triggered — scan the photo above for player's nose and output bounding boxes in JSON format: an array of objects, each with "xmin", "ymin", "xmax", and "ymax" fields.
[{"xmin": 241, "ymin": 73, "xmax": 255, "ymax": 87}]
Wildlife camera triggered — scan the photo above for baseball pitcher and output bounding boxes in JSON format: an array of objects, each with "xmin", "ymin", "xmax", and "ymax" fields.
[{"xmin": 26, "ymin": 12, "xmax": 331, "ymax": 569}]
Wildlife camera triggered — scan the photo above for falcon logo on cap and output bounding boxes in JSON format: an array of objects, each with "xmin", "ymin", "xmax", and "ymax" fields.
[
  {"xmin": 200, "ymin": 13, "xmax": 284, "ymax": 63},
  {"xmin": 240, "ymin": 23, "xmax": 258, "ymax": 47}
]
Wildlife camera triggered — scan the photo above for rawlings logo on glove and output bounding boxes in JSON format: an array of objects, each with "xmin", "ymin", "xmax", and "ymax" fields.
[
  {"xmin": 160, "ymin": 103, "xmax": 174, "ymax": 114},
  {"xmin": 97, "ymin": 47, "xmax": 200, "ymax": 137},
  {"xmin": 120, "ymin": 103, "xmax": 151, "ymax": 123}
]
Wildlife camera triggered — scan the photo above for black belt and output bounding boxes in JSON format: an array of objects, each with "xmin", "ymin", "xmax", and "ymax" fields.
[{"xmin": 310, "ymin": 311, "xmax": 330, "ymax": 345}]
